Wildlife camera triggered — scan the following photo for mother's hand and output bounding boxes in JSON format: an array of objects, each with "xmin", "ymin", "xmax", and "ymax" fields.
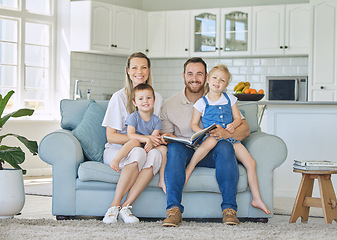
[{"xmin": 209, "ymin": 125, "xmax": 230, "ymax": 140}]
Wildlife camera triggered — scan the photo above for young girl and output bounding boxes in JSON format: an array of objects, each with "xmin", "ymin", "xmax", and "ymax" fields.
[
  {"xmin": 186, "ymin": 65, "xmax": 270, "ymax": 215},
  {"xmin": 110, "ymin": 84, "xmax": 168, "ymax": 193}
]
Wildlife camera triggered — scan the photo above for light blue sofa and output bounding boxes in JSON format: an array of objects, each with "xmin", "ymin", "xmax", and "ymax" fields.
[{"xmin": 38, "ymin": 99, "xmax": 287, "ymax": 221}]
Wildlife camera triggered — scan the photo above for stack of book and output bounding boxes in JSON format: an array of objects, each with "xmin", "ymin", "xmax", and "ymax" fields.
[{"xmin": 293, "ymin": 160, "xmax": 337, "ymax": 171}]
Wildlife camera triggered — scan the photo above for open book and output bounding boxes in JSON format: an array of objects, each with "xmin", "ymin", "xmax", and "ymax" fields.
[{"xmin": 163, "ymin": 123, "xmax": 217, "ymax": 149}]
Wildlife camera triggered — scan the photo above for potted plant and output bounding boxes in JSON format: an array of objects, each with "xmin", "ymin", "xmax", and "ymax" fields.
[{"xmin": 0, "ymin": 90, "xmax": 38, "ymax": 218}]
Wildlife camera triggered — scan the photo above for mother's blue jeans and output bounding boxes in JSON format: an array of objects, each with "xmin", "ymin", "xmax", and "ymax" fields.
[{"xmin": 164, "ymin": 140, "xmax": 239, "ymax": 213}]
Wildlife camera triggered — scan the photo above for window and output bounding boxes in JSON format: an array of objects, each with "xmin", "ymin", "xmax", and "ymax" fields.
[{"xmin": 0, "ymin": 0, "xmax": 55, "ymax": 115}]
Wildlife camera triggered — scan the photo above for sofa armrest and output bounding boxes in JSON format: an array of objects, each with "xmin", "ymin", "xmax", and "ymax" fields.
[
  {"xmin": 242, "ymin": 131, "xmax": 287, "ymax": 171},
  {"xmin": 38, "ymin": 129, "xmax": 85, "ymax": 216}
]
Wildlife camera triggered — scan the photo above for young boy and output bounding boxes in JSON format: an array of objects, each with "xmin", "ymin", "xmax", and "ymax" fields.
[{"xmin": 109, "ymin": 84, "xmax": 167, "ymax": 192}]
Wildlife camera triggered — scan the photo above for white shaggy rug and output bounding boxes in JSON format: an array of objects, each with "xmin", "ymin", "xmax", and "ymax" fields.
[{"xmin": 1, "ymin": 218, "xmax": 336, "ymax": 240}]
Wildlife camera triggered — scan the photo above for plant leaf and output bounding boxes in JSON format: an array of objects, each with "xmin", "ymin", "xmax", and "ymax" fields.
[
  {"xmin": 0, "ymin": 145, "xmax": 25, "ymax": 171},
  {"xmin": 0, "ymin": 134, "xmax": 38, "ymax": 155},
  {"xmin": 1, "ymin": 108, "xmax": 34, "ymax": 128},
  {"xmin": 0, "ymin": 90, "xmax": 14, "ymax": 118}
]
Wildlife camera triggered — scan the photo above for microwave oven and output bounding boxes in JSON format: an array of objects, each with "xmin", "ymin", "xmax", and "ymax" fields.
[{"xmin": 266, "ymin": 76, "xmax": 308, "ymax": 101}]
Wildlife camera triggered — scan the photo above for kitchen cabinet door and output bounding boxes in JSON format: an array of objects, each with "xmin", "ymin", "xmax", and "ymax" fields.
[
  {"xmin": 165, "ymin": 10, "xmax": 190, "ymax": 58},
  {"xmin": 220, "ymin": 7, "xmax": 252, "ymax": 57},
  {"xmin": 252, "ymin": 4, "xmax": 309, "ymax": 56},
  {"xmin": 134, "ymin": 10, "xmax": 148, "ymax": 53},
  {"xmin": 70, "ymin": 1, "xmax": 135, "ymax": 56},
  {"xmin": 147, "ymin": 11, "xmax": 166, "ymax": 58},
  {"xmin": 112, "ymin": 6, "xmax": 134, "ymax": 55},
  {"xmin": 285, "ymin": 4, "xmax": 310, "ymax": 55},
  {"xmin": 252, "ymin": 5, "xmax": 285, "ymax": 56},
  {"xmin": 70, "ymin": 1, "xmax": 114, "ymax": 53},
  {"xmin": 190, "ymin": 9, "xmax": 220, "ymax": 57},
  {"xmin": 309, "ymin": 0, "xmax": 337, "ymax": 101}
]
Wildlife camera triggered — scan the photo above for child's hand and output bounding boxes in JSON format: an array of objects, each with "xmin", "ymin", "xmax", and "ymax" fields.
[
  {"xmin": 226, "ymin": 123, "xmax": 235, "ymax": 133},
  {"xmin": 144, "ymin": 138, "xmax": 154, "ymax": 152},
  {"xmin": 109, "ymin": 160, "xmax": 120, "ymax": 173},
  {"xmin": 148, "ymin": 135, "xmax": 162, "ymax": 147}
]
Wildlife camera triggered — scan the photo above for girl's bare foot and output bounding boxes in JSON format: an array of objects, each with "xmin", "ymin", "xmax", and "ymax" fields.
[
  {"xmin": 251, "ymin": 198, "xmax": 271, "ymax": 214},
  {"xmin": 158, "ymin": 178, "xmax": 166, "ymax": 194}
]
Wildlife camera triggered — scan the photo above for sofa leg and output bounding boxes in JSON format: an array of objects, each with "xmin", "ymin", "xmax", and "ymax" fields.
[
  {"xmin": 56, "ymin": 215, "xmax": 72, "ymax": 220},
  {"xmin": 239, "ymin": 217, "xmax": 268, "ymax": 223}
]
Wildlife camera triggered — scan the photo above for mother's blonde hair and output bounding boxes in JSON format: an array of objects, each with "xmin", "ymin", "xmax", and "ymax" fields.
[{"xmin": 125, "ymin": 52, "xmax": 153, "ymax": 113}]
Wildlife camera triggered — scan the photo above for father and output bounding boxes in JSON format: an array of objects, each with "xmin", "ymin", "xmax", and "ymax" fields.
[{"xmin": 160, "ymin": 57, "xmax": 250, "ymax": 227}]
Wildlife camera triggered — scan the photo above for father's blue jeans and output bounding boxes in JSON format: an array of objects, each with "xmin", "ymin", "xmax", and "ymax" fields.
[{"xmin": 164, "ymin": 140, "xmax": 239, "ymax": 213}]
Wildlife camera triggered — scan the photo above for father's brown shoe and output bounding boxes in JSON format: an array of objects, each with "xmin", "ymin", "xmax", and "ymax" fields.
[
  {"xmin": 222, "ymin": 208, "xmax": 240, "ymax": 225},
  {"xmin": 162, "ymin": 207, "xmax": 182, "ymax": 227}
]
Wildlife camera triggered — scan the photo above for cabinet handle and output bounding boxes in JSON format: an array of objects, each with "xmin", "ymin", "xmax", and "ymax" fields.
[
  {"xmin": 220, "ymin": 47, "xmax": 223, "ymax": 50},
  {"xmin": 284, "ymin": 46, "xmax": 288, "ymax": 49},
  {"xmin": 111, "ymin": 44, "xmax": 116, "ymax": 47},
  {"xmin": 185, "ymin": 48, "xmax": 188, "ymax": 51},
  {"xmin": 215, "ymin": 47, "xmax": 218, "ymax": 50},
  {"xmin": 280, "ymin": 46, "xmax": 283, "ymax": 49},
  {"xmin": 320, "ymin": 86, "xmax": 324, "ymax": 89},
  {"xmin": 145, "ymin": 49, "xmax": 149, "ymax": 52}
]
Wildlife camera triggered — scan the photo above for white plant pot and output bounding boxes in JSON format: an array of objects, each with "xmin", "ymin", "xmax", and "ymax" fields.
[{"xmin": 0, "ymin": 169, "xmax": 25, "ymax": 218}]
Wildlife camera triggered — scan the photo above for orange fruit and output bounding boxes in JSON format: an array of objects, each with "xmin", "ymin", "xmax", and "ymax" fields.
[
  {"xmin": 244, "ymin": 88, "xmax": 251, "ymax": 94},
  {"xmin": 258, "ymin": 89, "xmax": 264, "ymax": 94},
  {"xmin": 250, "ymin": 89, "xmax": 257, "ymax": 94}
]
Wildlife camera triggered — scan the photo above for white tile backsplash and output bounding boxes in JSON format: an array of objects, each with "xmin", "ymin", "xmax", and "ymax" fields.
[{"xmin": 70, "ymin": 52, "xmax": 308, "ymax": 101}]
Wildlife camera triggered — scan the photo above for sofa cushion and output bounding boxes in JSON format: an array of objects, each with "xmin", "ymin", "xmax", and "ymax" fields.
[
  {"xmin": 78, "ymin": 161, "xmax": 248, "ymax": 194},
  {"xmin": 60, "ymin": 99, "xmax": 92, "ymax": 130},
  {"xmin": 237, "ymin": 102, "xmax": 259, "ymax": 133},
  {"xmin": 72, "ymin": 100, "xmax": 107, "ymax": 162}
]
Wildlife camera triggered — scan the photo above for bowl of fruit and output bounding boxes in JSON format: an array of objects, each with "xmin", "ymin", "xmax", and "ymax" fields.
[{"xmin": 233, "ymin": 82, "xmax": 265, "ymax": 101}]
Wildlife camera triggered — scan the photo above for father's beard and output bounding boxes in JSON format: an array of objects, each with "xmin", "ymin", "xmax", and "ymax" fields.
[{"xmin": 185, "ymin": 80, "xmax": 205, "ymax": 94}]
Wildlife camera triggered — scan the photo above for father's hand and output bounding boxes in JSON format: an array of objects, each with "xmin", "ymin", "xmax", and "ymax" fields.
[
  {"xmin": 209, "ymin": 125, "xmax": 230, "ymax": 140},
  {"xmin": 160, "ymin": 133, "xmax": 176, "ymax": 145}
]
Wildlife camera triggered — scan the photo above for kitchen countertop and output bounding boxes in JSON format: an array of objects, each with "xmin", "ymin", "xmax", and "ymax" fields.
[{"xmin": 239, "ymin": 100, "xmax": 337, "ymax": 105}]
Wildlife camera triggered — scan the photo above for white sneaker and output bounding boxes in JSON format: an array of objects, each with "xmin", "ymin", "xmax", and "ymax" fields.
[
  {"xmin": 118, "ymin": 205, "xmax": 139, "ymax": 223},
  {"xmin": 102, "ymin": 206, "xmax": 120, "ymax": 224}
]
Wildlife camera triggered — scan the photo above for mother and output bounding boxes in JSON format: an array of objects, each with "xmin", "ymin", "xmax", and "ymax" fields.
[{"xmin": 102, "ymin": 52, "xmax": 163, "ymax": 224}]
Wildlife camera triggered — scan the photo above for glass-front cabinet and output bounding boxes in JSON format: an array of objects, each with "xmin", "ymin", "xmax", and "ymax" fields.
[
  {"xmin": 191, "ymin": 8, "xmax": 251, "ymax": 57},
  {"xmin": 191, "ymin": 9, "xmax": 220, "ymax": 57},
  {"xmin": 221, "ymin": 7, "xmax": 252, "ymax": 56}
]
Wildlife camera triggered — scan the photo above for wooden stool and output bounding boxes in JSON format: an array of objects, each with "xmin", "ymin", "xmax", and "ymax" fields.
[{"xmin": 289, "ymin": 169, "xmax": 337, "ymax": 224}]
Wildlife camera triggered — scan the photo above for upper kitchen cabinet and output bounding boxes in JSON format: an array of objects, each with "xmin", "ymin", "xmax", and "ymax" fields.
[
  {"xmin": 147, "ymin": 10, "xmax": 190, "ymax": 58},
  {"xmin": 220, "ymin": 7, "xmax": 252, "ymax": 56},
  {"xmin": 147, "ymin": 11, "xmax": 166, "ymax": 57},
  {"xmin": 309, "ymin": 0, "xmax": 337, "ymax": 101},
  {"xmin": 165, "ymin": 10, "xmax": 190, "ymax": 58},
  {"xmin": 190, "ymin": 9, "xmax": 220, "ymax": 57},
  {"xmin": 70, "ymin": 1, "xmax": 137, "ymax": 56},
  {"xmin": 252, "ymin": 4, "xmax": 310, "ymax": 56},
  {"xmin": 134, "ymin": 10, "xmax": 148, "ymax": 53}
]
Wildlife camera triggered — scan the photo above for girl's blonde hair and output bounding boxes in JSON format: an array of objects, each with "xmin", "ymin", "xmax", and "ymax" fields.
[
  {"xmin": 204, "ymin": 64, "xmax": 232, "ymax": 94},
  {"xmin": 125, "ymin": 52, "xmax": 153, "ymax": 113}
]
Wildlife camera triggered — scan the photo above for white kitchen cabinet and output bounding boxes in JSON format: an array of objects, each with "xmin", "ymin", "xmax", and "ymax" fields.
[
  {"xmin": 70, "ymin": 1, "xmax": 135, "ymax": 55},
  {"xmin": 220, "ymin": 7, "xmax": 252, "ymax": 56},
  {"xmin": 165, "ymin": 10, "xmax": 190, "ymax": 58},
  {"xmin": 252, "ymin": 4, "xmax": 309, "ymax": 56},
  {"xmin": 147, "ymin": 11, "xmax": 166, "ymax": 58},
  {"xmin": 134, "ymin": 10, "xmax": 148, "ymax": 53},
  {"xmin": 309, "ymin": 0, "xmax": 337, "ymax": 101},
  {"xmin": 190, "ymin": 9, "xmax": 220, "ymax": 57}
]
